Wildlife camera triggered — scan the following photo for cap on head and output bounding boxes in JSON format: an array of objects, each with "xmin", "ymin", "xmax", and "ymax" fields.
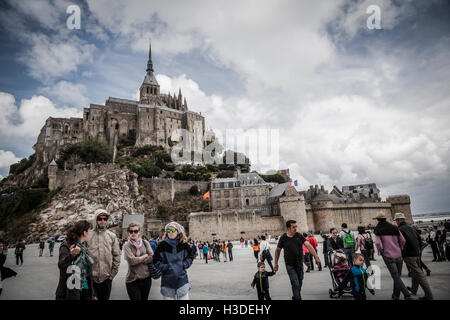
[
  {"xmin": 164, "ymin": 221, "xmax": 184, "ymax": 233},
  {"xmin": 373, "ymin": 211, "xmax": 387, "ymax": 220},
  {"xmin": 95, "ymin": 209, "xmax": 109, "ymax": 217},
  {"xmin": 393, "ymin": 212, "xmax": 406, "ymax": 220}
]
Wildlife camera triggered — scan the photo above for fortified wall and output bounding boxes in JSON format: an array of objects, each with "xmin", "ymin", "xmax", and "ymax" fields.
[
  {"xmin": 140, "ymin": 177, "xmax": 210, "ymax": 202},
  {"xmin": 188, "ymin": 189, "xmax": 413, "ymax": 241},
  {"xmin": 48, "ymin": 162, "xmax": 122, "ymax": 191},
  {"xmin": 189, "ymin": 209, "xmax": 286, "ymax": 241}
]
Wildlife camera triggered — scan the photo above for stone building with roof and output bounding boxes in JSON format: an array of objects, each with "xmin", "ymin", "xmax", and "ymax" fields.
[
  {"xmin": 34, "ymin": 40, "xmax": 205, "ymax": 169},
  {"xmin": 189, "ymin": 176, "xmax": 413, "ymax": 241}
]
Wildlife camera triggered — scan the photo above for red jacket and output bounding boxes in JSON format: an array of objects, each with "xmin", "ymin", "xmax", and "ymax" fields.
[{"xmin": 306, "ymin": 237, "xmax": 318, "ymax": 251}]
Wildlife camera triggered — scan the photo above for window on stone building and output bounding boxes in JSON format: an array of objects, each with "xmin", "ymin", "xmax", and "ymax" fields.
[
  {"xmin": 233, "ymin": 199, "xmax": 238, "ymax": 206},
  {"xmin": 246, "ymin": 199, "xmax": 249, "ymax": 206},
  {"xmin": 234, "ymin": 190, "xmax": 238, "ymax": 197},
  {"xmin": 261, "ymin": 198, "xmax": 265, "ymax": 205},
  {"xmin": 215, "ymin": 191, "xmax": 221, "ymax": 198},
  {"xmin": 228, "ymin": 182, "xmax": 233, "ymax": 188},
  {"xmin": 253, "ymin": 198, "xmax": 257, "ymax": 205},
  {"xmin": 216, "ymin": 200, "xmax": 221, "ymax": 208},
  {"xmin": 225, "ymin": 200, "xmax": 230, "ymax": 207},
  {"xmin": 224, "ymin": 191, "xmax": 229, "ymax": 197},
  {"xmin": 245, "ymin": 189, "xmax": 249, "ymax": 196}
]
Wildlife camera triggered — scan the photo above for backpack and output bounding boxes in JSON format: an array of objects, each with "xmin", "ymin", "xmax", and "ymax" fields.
[
  {"xmin": 343, "ymin": 231, "xmax": 355, "ymax": 248},
  {"xmin": 364, "ymin": 234, "xmax": 374, "ymax": 250}
]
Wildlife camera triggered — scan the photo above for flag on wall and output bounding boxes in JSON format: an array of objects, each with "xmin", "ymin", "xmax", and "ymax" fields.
[
  {"xmin": 294, "ymin": 180, "xmax": 298, "ymax": 186},
  {"xmin": 202, "ymin": 191, "xmax": 210, "ymax": 200}
]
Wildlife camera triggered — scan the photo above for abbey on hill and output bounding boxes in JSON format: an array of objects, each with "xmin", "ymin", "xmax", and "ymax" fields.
[{"xmin": 34, "ymin": 40, "xmax": 205, "ymax": 168}]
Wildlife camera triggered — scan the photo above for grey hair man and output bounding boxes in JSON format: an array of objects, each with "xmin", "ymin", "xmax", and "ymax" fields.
[
  {"xmin": 87, "ymin": 209, "xmax": 121, "ymax": 300},
  {"xmin": 394, "ymin": 213, "xmax": 433, "ymax": 300}
]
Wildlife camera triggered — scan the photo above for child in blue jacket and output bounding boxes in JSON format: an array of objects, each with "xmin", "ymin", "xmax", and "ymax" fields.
[{"xmin": 337, "ymin": 253, "xmax": 375, "ymax": 300}]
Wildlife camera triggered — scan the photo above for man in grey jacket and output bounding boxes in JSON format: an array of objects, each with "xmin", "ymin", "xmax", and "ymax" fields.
[
  {"xmin": 394, "ymin": 213, "xmax": 433, "ymax": 300},
  {"xmin": 87, "ymin": 209, "xmax": 121, "ymax": 300}
]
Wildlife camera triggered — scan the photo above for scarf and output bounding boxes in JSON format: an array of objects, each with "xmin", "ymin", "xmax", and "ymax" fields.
[
  {"xmin": 165, "ymin": 236, "xmax": 179, "ymax": 249},
  {"xmin": 129, "ymin": 238, "xmax": 143, "ymax": 257},
  {"xmin": 73, "ymin": 241, "xmax": 92, "ymax": 291}
]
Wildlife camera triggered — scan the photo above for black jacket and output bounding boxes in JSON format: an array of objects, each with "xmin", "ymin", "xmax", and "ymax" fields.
[
  {"xmin": 55, "ymin": 240, "xmax": 94, "ymax": 300},
  {"xmin": 251, "ymin": 271, "xmax": 275, "ymax": 292},
  {"xmin": 0, "ymin": 253, "xmax": 17, "ymax": 280},
  {"xmin": 398, "ymin": 222, "xmax": 421, "ymax": 257},
  {"xmin": 14, "ymin": 243, "xmax": 25, "ymax": 255},
  {"xmin": 327, "ymin": 237, "xmax": 343, "ymax": 252}
]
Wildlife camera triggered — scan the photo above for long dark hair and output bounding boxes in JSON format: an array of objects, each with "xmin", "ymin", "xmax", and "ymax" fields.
[
  {"xmin": 67, "ymin": 220, "xmax": 92, "ymax": 242},
  {"xmin": 358, "ymin": 226, "xmax": 366, "ymax": 235}
]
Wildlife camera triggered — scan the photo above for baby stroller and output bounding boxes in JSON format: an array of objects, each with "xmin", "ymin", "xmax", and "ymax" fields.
[{"xmin": 327, "ymin": 251, "xmax": 353, "ymax": 299}]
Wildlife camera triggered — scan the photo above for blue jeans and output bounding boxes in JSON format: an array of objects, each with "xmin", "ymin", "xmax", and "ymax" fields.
[
  {"xmin": 343, "ymin": 248, "xmax": 354, "ymax": 266},
  {"xmin": 286, "ymin": 264, "xmax": 304, "ymax": 300},
  {"xmin": 382, "ymin": 256, "xmax": 410, "ymax": 299}
]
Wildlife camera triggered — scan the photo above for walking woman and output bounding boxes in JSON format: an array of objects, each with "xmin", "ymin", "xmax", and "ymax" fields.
[
  {"xmin": 123, "ymin": 222, "xmax": 153, "ymax": 300},
  {"xmin": 356, "ymin": 226, "xmax": 371, "ymax": 268},
  {"xmin": 55, "ymin": 220, "xmax": 95, "ymax": 300},
  {"xmin": 252, "ymin": 239, "xmax": 260, "ymax": 262},
  {"xmin": 153, "ymin": 222, "xmax": 195, "ymax": 300}
]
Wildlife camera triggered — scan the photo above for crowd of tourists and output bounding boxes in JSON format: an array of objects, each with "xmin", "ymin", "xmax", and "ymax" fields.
[{"xmin": 0, "ymin": 210, "xmax": 449, "ymax": 300}]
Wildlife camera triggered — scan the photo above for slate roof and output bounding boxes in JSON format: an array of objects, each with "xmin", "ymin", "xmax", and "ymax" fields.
[
  {"xmin": 268, "ymin": 182, "xmax": 290, "ymax": 198},
  {"xmin": 143, "ymin": 72, "xmax": 159, "ymax": 86},
  {"xmin": 108, "ymin": 97, "xmax": 138, "ymax": 105}
]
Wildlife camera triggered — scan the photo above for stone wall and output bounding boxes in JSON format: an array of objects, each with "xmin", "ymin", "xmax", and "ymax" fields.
[
  {"xmin": 189, "ymin": 195, "xmax": 413, "ymax": 238},
  {"xmin": 141, "ymin": 177, "xmax": 210, "ymax": 202},
  {"xmin": 306, "ymin": 202, "xmax": 394, "ymax": 232},
  {"xmin": 48, "ymin": 163, "xmax": 121, "ymax": 191},
  {"xmin": 189, "ymin": 209, "xmax": 285, "ymax": 241}
]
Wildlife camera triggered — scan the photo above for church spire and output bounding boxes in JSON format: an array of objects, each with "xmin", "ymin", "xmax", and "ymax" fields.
[{"xmin": 146, "ymin": 38, "xmax": 153, "ymax": 73}]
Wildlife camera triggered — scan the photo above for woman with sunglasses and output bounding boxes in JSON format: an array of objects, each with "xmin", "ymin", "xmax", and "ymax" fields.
[
  {"xmin": 55, "ymin": 220, "xmax": 95, "ymax": 300},
  {"xmin": 153, "ymin": 221, "xmax": 195, "ymax": 300},
  {"xmin": 123, "ymin": 222, "xmax": 153, "ymax": 300}
]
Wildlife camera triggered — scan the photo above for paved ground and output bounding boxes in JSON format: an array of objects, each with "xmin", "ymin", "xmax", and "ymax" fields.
[{"xmin": 1, "ymin": 238, "xmax": 449, "ymax": 300}]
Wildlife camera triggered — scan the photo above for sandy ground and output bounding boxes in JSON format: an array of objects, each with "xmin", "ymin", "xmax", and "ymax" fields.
[{"xmin": 1, "ymin": 237, "xmax": 449, "ymax": 300}]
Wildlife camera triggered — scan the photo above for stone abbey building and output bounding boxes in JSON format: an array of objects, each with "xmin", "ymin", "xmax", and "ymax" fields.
[{"xmin": 34, "ymin": 40, "xmax": 205, "ymax": 167}]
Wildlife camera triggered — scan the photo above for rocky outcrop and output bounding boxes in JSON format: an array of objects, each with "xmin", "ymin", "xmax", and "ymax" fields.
[{"xmin": 27, "ymin": 166, "xmax": 146, "ymax": 242}]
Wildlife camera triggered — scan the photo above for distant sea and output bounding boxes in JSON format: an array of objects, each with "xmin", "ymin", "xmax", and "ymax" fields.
[{"xmin": 413, "ymin": 211, "xmax": 450, "ymax": 223}]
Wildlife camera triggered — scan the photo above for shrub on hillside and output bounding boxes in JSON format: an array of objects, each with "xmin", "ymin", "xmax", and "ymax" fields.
[
  {"xmin": 9, "ymin": 154, "xmax": 36, "ymax": 176},
  {"xmin": 56, "ymin": 138, "xmax": 113, "ymax": 169}
]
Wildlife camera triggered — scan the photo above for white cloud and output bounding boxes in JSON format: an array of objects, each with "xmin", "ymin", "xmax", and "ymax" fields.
[
  {"xmin": 18, "ymin": 34, "xmax": 95, "ymax": 82},
  {"xmin": 0, "ymin": 150, "xmax": 21, "ymax": 173},
  {"xmin": 39, "ymin": 81, "xmax": 90, "ymax": 108},
  {"xmin": 0, "ymin": 92, "xmax": 82, "ymax": 139}
]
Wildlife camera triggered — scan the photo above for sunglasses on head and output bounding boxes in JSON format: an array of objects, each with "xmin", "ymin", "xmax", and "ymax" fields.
[
  {"xmin": 129, "ymin": 229, "xmax": 139, "ymax": 234},
  {"xmin": 166, "ymin": 228, "xmax": 177, "ymax": 233},
  {"xmin": 97, "ymin": 216, "xmax": 108, "ymax": 221}
]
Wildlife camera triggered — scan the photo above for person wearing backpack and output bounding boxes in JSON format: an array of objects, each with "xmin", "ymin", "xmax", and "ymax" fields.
[
  {"xmin": 356, "ymin": 226, "xmax": 372, "ymax": 268},
  {"xmin": 339, "ymin": 223, "xmax": 356, "ymax": 267}
]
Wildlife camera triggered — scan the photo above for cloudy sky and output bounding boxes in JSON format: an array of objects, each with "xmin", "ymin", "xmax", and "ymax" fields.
[{"xmin": 0, "ymin": 0, "xmax": 449, "ymax": 214}]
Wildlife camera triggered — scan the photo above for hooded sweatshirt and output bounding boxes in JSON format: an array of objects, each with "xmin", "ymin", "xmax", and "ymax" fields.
[{"xmin": 87, "ymin": 210, "xmax": 121, "ymax": 283}]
